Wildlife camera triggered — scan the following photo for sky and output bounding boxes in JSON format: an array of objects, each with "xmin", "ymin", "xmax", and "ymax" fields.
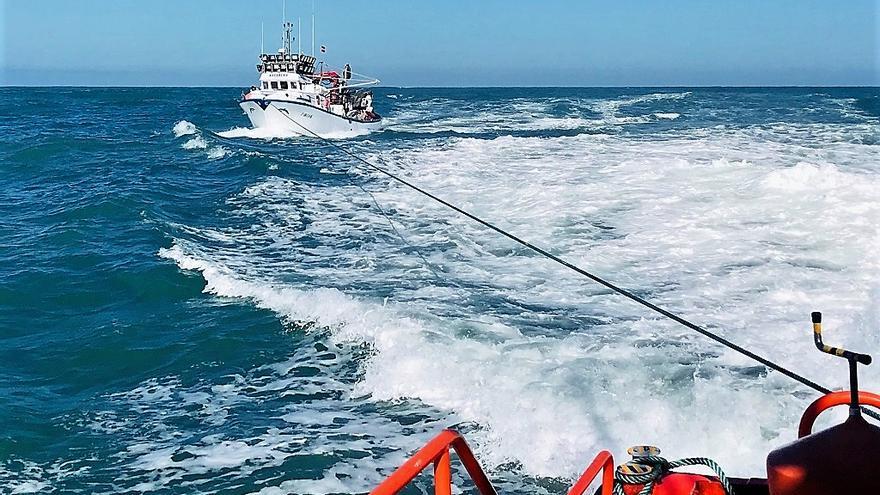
[{"xmin": 1, "ymin": 0, "xmax": 878, "ymax": 87}]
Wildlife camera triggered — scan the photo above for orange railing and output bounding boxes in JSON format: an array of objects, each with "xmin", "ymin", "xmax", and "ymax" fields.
[
  {"xmin": 567, "ymin": 450, "xmax": 615, "ymax": 495},
  {"xmin": 370, "ymin": 429, "xmax": 498, "ymax": 495},
  {"xmin": 372, "ymin": 430, "xmax": 617, "ymax": 495},
  {"xmin": 798, "ymin": 390, "xmax": 880, "ymax": 437}
]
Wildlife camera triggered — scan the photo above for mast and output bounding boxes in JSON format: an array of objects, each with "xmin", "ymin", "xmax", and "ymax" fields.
[
  {"xmin": 261, "ymin": 22, "xmax": 264, "ymax": 54},
  {"xmin": 311, "ymin": 0, "xmax": 316, "ymax": 57},
  {"xmin": 281, "ymin": 0, "xmax": 292, "ymax": 53},
  {"xmin": 298, "ymin": 17, "xmax": 302, "ymax": 54}
]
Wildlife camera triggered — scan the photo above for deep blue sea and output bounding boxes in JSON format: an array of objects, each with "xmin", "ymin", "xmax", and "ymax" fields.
[{"xmin": 1, "ymin": 87, "xmax": 879, "ymax": 494}]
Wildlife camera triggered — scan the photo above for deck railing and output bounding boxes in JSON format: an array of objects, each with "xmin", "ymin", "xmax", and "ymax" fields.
[
  {"xmin": 370, "ymin": 429, "xmax": 497, "ymax": 495},
  {"xmin": 567, "ymin": 450, "xmax": 615, "ymax": 495},
  {"xmin": 371, "ymin": 429, "xmax": 616, "ymax": 495}
]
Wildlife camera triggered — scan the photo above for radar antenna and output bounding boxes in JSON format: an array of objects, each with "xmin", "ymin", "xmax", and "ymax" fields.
[{"xmin": 280, "ymin": 0, "xmax": 294, "ymax": 54}]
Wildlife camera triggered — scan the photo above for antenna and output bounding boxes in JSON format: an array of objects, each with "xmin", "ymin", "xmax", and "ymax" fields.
[
  {"xmin": 280, "ymin": 0, "xmax": 288, "ymax": 53},
  {"xmin": 298, "ymin": 17, "xmax": 302, "ymax": 54},
  {"xmin": 280, "ymin": 21, "xmax": 293, "ymax": 54},
  {"xmin": 311, "ymin": 0, "xmax": 316, "ymax": 57},
  {"xmin": 261, "ymin": 21, "xmax": 264, "ymax": 54}
]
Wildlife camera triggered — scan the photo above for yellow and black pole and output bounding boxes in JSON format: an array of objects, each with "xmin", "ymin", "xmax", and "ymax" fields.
[{"xmin": 812, "ymin": 312, "xmax": 872, "ymax": 417}]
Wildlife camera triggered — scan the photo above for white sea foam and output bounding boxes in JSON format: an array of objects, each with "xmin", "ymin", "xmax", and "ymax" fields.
[
  {"xmin": 172, "ymin": 121, "xmax": 232, "ymax": 159},
  {"xmin": 172, "ymin": 120, "xmax": 198, "ymax": 137},
  {"xmin": 78, "ymin": 312, "xmax": 446, "ymax": 494},
  {"xmin": 0, "ymin": 456, "xmax": 90, "ymax": 494},
  {"xmin": 206, "ymin": 146, "xmax": 229, "ymax": 159},
  {"xmin": 388, "ymin": 92, "xmax": 692, "ymax": 134},
  {"xmin": 218, "ymin": 126, "xmax": 303, "ymax": 140},
  {"xmin": 182, "ymin": 136, "xmax": 207, "ymax": 150},
  {"xmin": 158, "ymin": 120, "xmax": 880, "ymax": 484},
  {"xmin": 8, "ymin": 479, "xmax": 50, "ymax": 494},
  {"xmin": 141, "ymin": 89, "xmax": 880, "ymax": 494},
  {"xmin": 590, "ymin": 92, "xmax": 691, "ymax": 123},
  {"xmin": 218, "ymin": 125, "xmax": 370, "ymax": 140}
]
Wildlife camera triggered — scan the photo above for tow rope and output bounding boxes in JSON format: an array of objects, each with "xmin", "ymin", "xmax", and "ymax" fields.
[
  {"xmin": 615, "ymin": 452, "xmax": 734, "ymax": 495},
  {"xmin": 270, "ymin": 106, "xmax": 880, "ymax": 421}
]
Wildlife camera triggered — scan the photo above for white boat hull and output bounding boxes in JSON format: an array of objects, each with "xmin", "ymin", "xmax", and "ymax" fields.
[{"xmin": 240, "ymin": 99, "xmax": 382, "ymax": 138}]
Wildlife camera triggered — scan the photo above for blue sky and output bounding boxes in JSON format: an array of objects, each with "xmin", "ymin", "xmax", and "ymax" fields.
[{"xmin": 2, "ymin": 0, "xmax": 877, "ymax": 86}]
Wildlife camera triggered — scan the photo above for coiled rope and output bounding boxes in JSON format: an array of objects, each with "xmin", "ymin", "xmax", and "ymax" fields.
[
  {"xmin": 614, "ymin": 456, "xmax": 734, "ymax": 495},
  {"xmin": 271, "ymin": 105, "xmax": 880, "ymax": 421}
]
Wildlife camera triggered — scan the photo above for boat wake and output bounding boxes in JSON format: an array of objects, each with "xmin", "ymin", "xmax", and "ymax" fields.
[
  {"xmin": 218, "ymin": 126, "xmax": 304, "ymax": 140},
  {"xmin": 218, "ymin": 124, "xmax": 373, "ymax": 140},
  {"xmin": 157, "ymin": 107, "xmax": 880, "ymax": 484},
  {"xmin": 385, "ymin": 91, "xmax": 694, "ymax": 135}
]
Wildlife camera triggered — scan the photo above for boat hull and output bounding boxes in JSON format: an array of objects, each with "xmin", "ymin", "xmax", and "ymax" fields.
[{"xmin": 239, "ymin": 99, "xmax": 382, "ymax": 138}]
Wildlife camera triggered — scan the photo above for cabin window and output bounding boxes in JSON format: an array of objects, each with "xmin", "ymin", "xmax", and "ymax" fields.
[
  {"xmin": 280, "ymin": 81, "xmax": 289, "ymax": 90},
  {"xmin": 262, "ymin": 82, "xmax": 269, "ymax": 89},
  {"xmin": 270, "ymin": 81, "xmax": 279, "ymax": 90}
]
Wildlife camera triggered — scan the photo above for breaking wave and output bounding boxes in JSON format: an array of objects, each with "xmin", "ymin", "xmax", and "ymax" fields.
[
  {"xmin": 172, "ymin": 120, "xmax": 229, "ymax": 160},
  {"xmin": 172, "ymin": 120, "xmax": 198, "ymax": 137}
]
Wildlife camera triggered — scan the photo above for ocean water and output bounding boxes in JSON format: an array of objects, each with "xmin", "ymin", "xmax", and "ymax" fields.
[{"xmin": 1, "ymin": 86, "xmax": 879, "ymax": 494}]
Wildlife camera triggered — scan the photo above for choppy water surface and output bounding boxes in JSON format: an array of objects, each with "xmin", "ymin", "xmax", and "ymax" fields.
[{"xmin": 1, "ymin": 87, "xmax": 879, "ymax": 494}]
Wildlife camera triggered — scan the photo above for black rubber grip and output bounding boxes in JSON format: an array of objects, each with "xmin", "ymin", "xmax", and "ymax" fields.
[{"xmin": 811, "ymin": 312, "xmax": 822, "ymax": 324}]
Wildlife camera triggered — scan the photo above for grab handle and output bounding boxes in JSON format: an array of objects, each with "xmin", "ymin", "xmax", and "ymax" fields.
[{"xmin": 812, "ymin": 312, "xmax": 871, "ymax": 365}]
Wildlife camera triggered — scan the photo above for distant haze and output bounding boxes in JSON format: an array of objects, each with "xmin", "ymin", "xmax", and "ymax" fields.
[{"xmin": 2, "ymin": 0, "xmax": 878, "ymax": 87}]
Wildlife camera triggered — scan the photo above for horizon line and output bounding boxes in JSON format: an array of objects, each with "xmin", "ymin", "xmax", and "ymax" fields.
[{"xmin": 3, "ymin": 84, "xmax": 879, "ymax": 89}]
